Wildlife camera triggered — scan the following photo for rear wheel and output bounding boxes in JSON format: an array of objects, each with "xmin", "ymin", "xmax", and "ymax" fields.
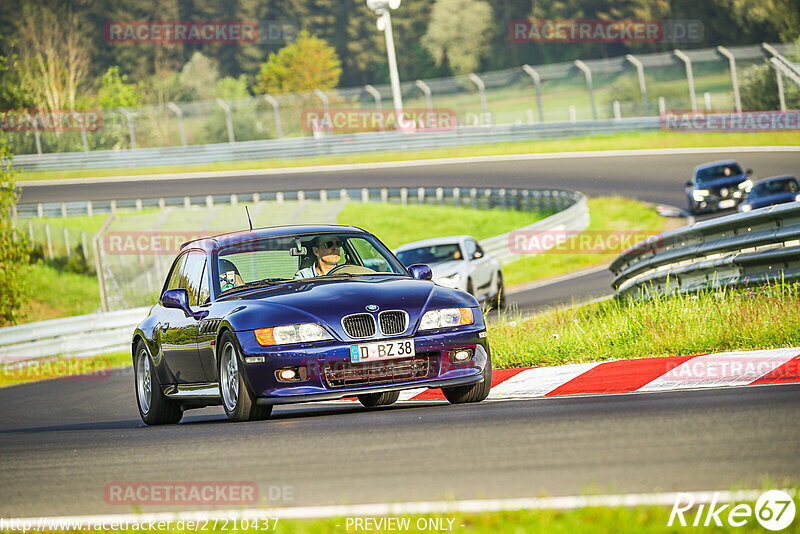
[
  {"xmin": 219, "ymin": 332, "xmax": 273, "ymax": 422},
  {"xmin": 358, "ymin": 390, "xmax": 401, "ymax": 408},
  {"xmin": 442, "ymin": 354, "xmax": 492, "ymax": 404},
  {"xmin": 134, "ymin": 340, "xmax": 182, "ymax": 425}
]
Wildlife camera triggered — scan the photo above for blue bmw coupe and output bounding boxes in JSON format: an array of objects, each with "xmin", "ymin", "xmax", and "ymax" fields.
[{"xmin": 132, "ymin": 225, "xmax": 492, "ymax": 424}]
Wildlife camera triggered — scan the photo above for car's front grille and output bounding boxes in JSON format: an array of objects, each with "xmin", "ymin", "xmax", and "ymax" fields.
[
  {"xmin": 322, "ymin": 355, "xmax": 438, "ymax": 388},
  {"xmin": 379, "ymin": 311, "xmax": 407, "ymax": 335},
  {"xmin": 342, "ymin": 314, "xmax": 376, "ymax": 339}
]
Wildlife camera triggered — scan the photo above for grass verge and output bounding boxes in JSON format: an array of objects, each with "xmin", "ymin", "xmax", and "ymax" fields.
[
  {"xmin": 17, "ymin": 131, "xmax": 798, "ymax": 182},
  {"xmin": 21, "ymin": 262, "xmax": 100, "ymax": 322},
  {"xmin": 490, "ymin": 282, "xmax": 800, "ymax": 369}
]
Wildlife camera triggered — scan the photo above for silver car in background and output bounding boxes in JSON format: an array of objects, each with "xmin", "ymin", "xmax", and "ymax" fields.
[{"xmin": 394, "ymin": 236, "xmax": 504, "ymax": 307}]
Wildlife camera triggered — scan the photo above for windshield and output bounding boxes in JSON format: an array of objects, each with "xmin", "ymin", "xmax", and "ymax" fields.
[
  {"xmin": 396, "ymin": 244, "xmax": 462, "ymax": 266},
  {"xmin": 748, "ymin": 178, "xmax": 799, "ymax": 199},
  {"xmin": 213, "ymin": 232, "xmax": 407, "ymax": 294},
  {"xmin": 695, "ymin": 164, "xmax": 744, "ymax": 184}
]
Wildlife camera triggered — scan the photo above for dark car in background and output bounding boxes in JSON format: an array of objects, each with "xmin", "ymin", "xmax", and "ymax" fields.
[
  {"xmin": 738, "ymin": 175, "xmax": 800, "ymax": 213},
  {"xmin": 132, "ymin": 225, "xmax": 492, "ymax": 425},
  {"xmin": 685, "ymin": 160, "xmax": 753, "ymax": 215}
]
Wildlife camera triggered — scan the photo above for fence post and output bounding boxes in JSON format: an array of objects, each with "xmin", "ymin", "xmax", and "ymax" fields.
[
  {"xmin": 230, "ymin": 194, "xmax": 238, "ymax": 206},
  {"xmin": 625, "ymin": 54, "xmax": 649, "ymax": 116},
  {"xmin": 320, "ymin": 190, "xmax": 328, "ymax": 203},
  {"xmin": 37, "ymin": 203, "xmax": 43, "ymax": 218},
  {"xmin": 574, "ymin": 60, "xmax": 597, "ymax": 120},
  {"xmin": 167, "ymin": 102, "xmax": 188, "ymax": 146},
  {"xmin": 45, "ymin": 223, "xmax": 53, "ymax": 259},
  {"xmin": 470, "ymin": 188, "xmax": 478, "ymax": 209},
  {"xmin": 569, "ymin": 106, "xmax": 577, "ymax": 123},
  {"xmin": 276, "ymin": 192, "xmax": 284, "ymax": 204},
  {"xmin": 400, "ymin": 188, "xmax": 408, "ymax": 205},
  {"xmin": 87, "ymin": 200, "xmax": 93, "ymax": 217},
  {"xmin": 436, "ymin": 187, "xmax": 443, "ymax": 205},
  {"xmin": 74, "ymin": 112, "xmax": 89, "ymax": 152},
  {"xmin": 81, "ymin": 231, "xmax": 88, "ymax": 261},
  {"xmin": 361, "ymin": 188, "xmax": 369, "ymax": 203},
  {"xmin": 263, "ymin": 94, "xmax": 283, "ymax": 138},
  {"xmin": 364, "ymin": 85, "xmax": 384, "ymax": 132},
  {"xmin": 381, "ymin": 188, "xmax": 388, "ymax": 203},
  {"xmin": 61, "ymin": 203, "xmax": 67, "ymax": 218},
  {"xmin": 215, "ymin": 98, "xmax": 236, "ymax": 143},
  {"xmin": 24, "ymin": 113, "xmax": 43, "ymax": 155},
  {"xmin": 64, "ymin": 227, "xmax": 71, "ymax": 257},
  {"xmin": 253, "ymin": 193, "xmax": 260, "ymax": 203},
  {"xmin": 613, "ymin": 100, "xmax": 622, "ymax": 120},
  {"xmin": 417, "ymin": 187, "xmax": 425, "ymax": 204},
  {"xmin": 704, "ymin": 92, "xmax": 712, "ymax": 111},
  {"xmin": 522, "ymin": 65, "xmax": 544, "ymax": 122},
  {"xmin": 206, "ymin": 195, "xmax": 214, "ymax": 208},
  {"xmin": 28, "ymin": 220, "xmax": 33, "ymax": 242},
  {"xmin": 716, "ymin": 46, "xmax": 741, "ymax": 113},
  {"xmin": 415, "ymin": 80, "xmax": 433, "ymax": 114},
  {"xmin": 298, "ymin": 190, "xmax": 305, "ymax": 203},
  {"xmin": 770, "ymin": 58, "xmax": 787, "ymax": 111},
  {"xmin": 674, "ymin": 49, "xmax": 698, "ymax": 111},
  {"xmin": 468, "ymin": 73, "xmax": 491, "ymax": 126},
  {"xmin": 453, "ymin": 187, "xmax": 460, "ymax": 206},
  {"xmin": 110, "ymin": 200, "xmax": 117, "ymax": 214},
  {"xmin": 658, "ymin": 97, "xmax": 666, "ymax": 116},
  {"xmin": 314, "ymin": 89, "xmax": 331, "ymax": 132},
  {"xmin": 118, "ymin": 107, "xmax": 136, "ymax": 149},
  {"xmin": 135, "ymin": 199, "xmax": 143, "ymax": 212},
  {"xmin": 184, "ymin": 197, "xmax": 191, "ymax": 210}
]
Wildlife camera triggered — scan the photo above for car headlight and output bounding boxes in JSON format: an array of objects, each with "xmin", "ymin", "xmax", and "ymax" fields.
[
  {"xmin": 692, "ymin": 189, "xmax": 710, "ymax": 202},
  {"xmin": 419, "ymin": 307, "xmax": 474, "ymax": 331},
  {"xmin": 740, "ymin": 204, "xmax": 753, "ymax": 213},
  {"xmin": 796, "ymin": 194, "xmax": 800, "ymax": 202},
  {"xmin": 254, "ymin": 323, "xmax": 333, "ymax": 346},
  {"xmin": 738, "ymin": 179, "xmax": 753, "ymax": 192},
  {"xmin": 435, "ymin": 273, "xmax": 461, "ymax": 285}
]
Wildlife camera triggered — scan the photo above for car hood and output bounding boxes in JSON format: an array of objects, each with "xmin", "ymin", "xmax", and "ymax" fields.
[
  {"xmin": 220, "ymin": 276, "xmax": 477, "ymax": 336},
  {"xmin": 746, "ymin": 193, "xmax": 797, "ymax": 210}
]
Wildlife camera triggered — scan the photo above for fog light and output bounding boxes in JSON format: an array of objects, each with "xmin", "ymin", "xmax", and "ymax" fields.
[
  {"xmin": 450, "ymin": 348, "xmax": 475, "ymax": 363},
  {"xmin": 278, "ymin": 369, "xmax": 297, "ymax": 381},
  {"xmin": 244, "ymin": 356, "xmax": 265, "ymax": 364}
]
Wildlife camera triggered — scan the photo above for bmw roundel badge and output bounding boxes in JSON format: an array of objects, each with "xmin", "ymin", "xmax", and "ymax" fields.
[{"xmin": 366, "ymin": 304, "xmax": 379, "ymax": 312}]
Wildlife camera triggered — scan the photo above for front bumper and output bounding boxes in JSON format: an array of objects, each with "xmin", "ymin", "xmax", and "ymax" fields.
[{"xmin": 234, "ymin": 327, "xmax": 490, "ymax": 405}]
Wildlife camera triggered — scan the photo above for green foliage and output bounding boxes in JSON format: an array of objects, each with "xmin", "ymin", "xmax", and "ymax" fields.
[
  {"xmin": 254, "ymin": 31, "xmax": 342, "ymax": 94},
  {"xmin": 97, "ymin": 67, "xmax": 143, "ymax": 109},
  {"xmin": 179, "ymin": 52, "xmax": 220, "ymax": 102},
  {"xmin": 740, "ymin": 60, "xmax": 800, "ymax": 111},
  {"xmin": 213, "ymin": 75, "xmax": 250, "ymax": 100},
  {"xmin": 422, "ymin": 0, "xmax": 494, "ymax": 74},
  {"xmin": 0, "ymin": 140, "xmax": 29, "ymax": 326}
]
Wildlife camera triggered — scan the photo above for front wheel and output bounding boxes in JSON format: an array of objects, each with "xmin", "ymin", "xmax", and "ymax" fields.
[
  {"xmin": 134, "ymin": 340, "xmax": 182, "ymax": 425},
  {"xmin": 219, "ymin": 332, "xmax": 273, "ymax": 422},
  {"xmin": 442, "ymin": 354, "xmax": 492, "ymax": 404},
  {"xmin": 358, "ymin": 390, "xmax": 400, "ymax": 408}
]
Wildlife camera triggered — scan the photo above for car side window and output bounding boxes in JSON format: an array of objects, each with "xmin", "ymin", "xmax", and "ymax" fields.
[
  {"xmin": 182, "ymin": 251, "xmax": 207, "ymax": 307},
  {"xmin": 464, "ymin": 239, "xmax": 477, "ymax": 259},
  {"xmin": 165, "ymin": 253, "xmax": 189, "ymax": 293}
]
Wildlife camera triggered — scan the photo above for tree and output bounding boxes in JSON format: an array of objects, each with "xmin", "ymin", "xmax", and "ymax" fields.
[
  {"xmin": 254, "ymin": 31, "xmax": 341, "ymax": 94},
  {"xmin": 12, "ymin": 4, "xmax": 90, "ymax": 112},
  {"xmin": 179, "ymin": 52, "xmax": 220, "ymax": 102},
  {"xmin": 97, "ymin": 67, "xmax": 143, "ymax": 109},
  {"xmin": 740, "ymin": 61, "xmax": 800, "ymax": 111},
  {"xmin": 422, "ymin": 0, "xmax": 494, "ymax": 75}
]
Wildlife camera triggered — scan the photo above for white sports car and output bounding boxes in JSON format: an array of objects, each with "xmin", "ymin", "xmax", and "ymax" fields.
[{"xmin": 394, "ymin": 236, "xmax": 504, "ymax": 307}]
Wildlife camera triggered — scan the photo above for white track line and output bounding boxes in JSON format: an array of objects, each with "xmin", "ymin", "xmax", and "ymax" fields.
[
  {"xmin": 1, "ymin": 490, "xmax": 779, "ymax": 527},
  {"xmin": 18, "ymin": 146, "xmax": 800, "ymax": 187}
]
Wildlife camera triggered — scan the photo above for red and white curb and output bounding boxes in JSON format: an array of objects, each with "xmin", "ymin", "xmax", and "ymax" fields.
[{"xmin": 379, "ymin": 347, "xmax": 800, "ymax": 402}]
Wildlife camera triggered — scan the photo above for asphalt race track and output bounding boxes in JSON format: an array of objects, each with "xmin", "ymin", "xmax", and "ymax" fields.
[{"xmin": 1, "ymin": 372, "xmax": 799, "ymax": 517}]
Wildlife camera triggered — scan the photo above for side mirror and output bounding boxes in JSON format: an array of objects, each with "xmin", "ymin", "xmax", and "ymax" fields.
[
  {"xmin": 685, "ymin": 180, "xmax": 692, "ymax": 187},
  {"xmin": 408, "ymin": 264, "xmax": 432, "ymax": 280},
  {"xmin": 162, "ymin": 288, "xmax": 208, "ymax": 320},
  {"xmin": 472, "ymin": 251, "xmax": 483, "ymax": 260},
  {"xmin": 746, "ymin": 168, "xmax": 753, "ymax": 176}
]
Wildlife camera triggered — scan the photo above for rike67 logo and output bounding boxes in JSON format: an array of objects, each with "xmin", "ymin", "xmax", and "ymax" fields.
[{"xmin": 669, "ymin": 491, "xmax": 796, "ymax": 531}]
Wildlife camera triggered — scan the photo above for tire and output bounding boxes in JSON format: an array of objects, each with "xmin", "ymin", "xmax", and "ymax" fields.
[
  {"xmin": 134, "ymin": 340, "xmax": 183, "ymax": 425},
  {"xmin": 218, "ymin": 332, "xmax": 273, "ymax": 422},
  {"xmin": 493, "ymin": 272, "xmax": 505, "ymax": 309},
  {"xmin": 358, "ymin": 390, "xmax": 401, "ymax": 408},
  {"xmin": 442, "ymin": 353, "xmax": 492, "ymax": 404}
]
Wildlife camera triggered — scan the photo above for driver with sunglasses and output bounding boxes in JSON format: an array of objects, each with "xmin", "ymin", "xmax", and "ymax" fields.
[{"xmin": 293, "ymin": 236, "xmax": 343, "ymax": 278}]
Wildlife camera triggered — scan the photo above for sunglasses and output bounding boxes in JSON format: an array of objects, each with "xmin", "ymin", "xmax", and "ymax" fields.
[{"xmin": 318, "ymin": 240, "xmax": 343, "ymax": 249}]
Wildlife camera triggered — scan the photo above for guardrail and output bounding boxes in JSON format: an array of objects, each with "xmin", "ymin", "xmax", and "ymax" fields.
[
  {"xmin": 5, "ymin": 187, "xmax": 589, "ymax": 357},
  {"xmin": 0, "ymin": 307, "xmax": 150, "ymax": 362},
  {"xmin": 610, "ymin": 202, "xmax": 800, "ymax": 299},
  {"xmin": 11, "ymin": 118, "xmax": 660, "ymax": 172}
]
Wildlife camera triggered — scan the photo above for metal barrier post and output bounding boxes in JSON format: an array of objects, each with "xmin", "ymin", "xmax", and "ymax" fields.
[
  {"xmin": 574, "ymin": 60, "xmax": 597, "ymax": 120},
  {"xmin": 167, "ymin": 102, "xmax": 187, "ymax": 146},
  {"xmin": 314, "ymin": 89, "xmax": 331, "ymax": 134},
  {"xmin": 364, "ymin": 85, "xmax": 383, "ymax": 131},
  {"xmin": 716, "ymin": 46, "xmax": 742, "ymax": 112},
  {"xmin": 468, "ymin": 73, "xmax": 491, "ymax": 126},
  {"xmin": 522, "ymin": 65, "xmax": 544, "ymax": 122},
  {"xmin": 625, "ymin": 54, "xmax": 649, "ymax": 115},
  {"xmin": 118, "ymin": 107, "xmax": 136, "ymax": 149},
  {"xmin": 415, "ymin": 80, "xmax": 433, "ymax": 113},
  {"xmin": 263, "ymin": 95, "xmax": 283, "ymax": 138},
  {"xmin": 215, "ymin": 98, "xmax": 236, "ymax": 143},
  {"xmin": 674, "ymin": 49, "xmax": 698, "ymax": 111}
]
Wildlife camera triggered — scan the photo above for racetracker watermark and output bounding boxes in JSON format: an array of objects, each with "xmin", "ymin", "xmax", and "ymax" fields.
[
  {"xmin": 1, "ymin": 357, "xmax": 112, "ymax": 381},
  {"xmin": 104, "ymin": 482, "xmax": 261, "ymax": 506},
  {"xmin": 663, "ymin": 357, "xmax": 798, "ymax": 382},
  {"xmin": 508, "ymin": 230, "xmax": 662, "ymax": 255},
  {"xmin": 661, "ymin": 110, "xmax": 800, "ymax": 132},
  {"xmin": 301, "ymin": 108, "xmax": 458, "ymax": 133},
  {"xmin": 103, "ymin": 231, "xmax": 209, "ymax": 255},
  {"xmin": 509, "ymin": 19, "xmax": 703, "ymax": 43},
  {"xmin": 104, "ymin": 20, "xmax": 297, "ymax": 45},
  {"xmin": 0, "ymin": 109, "xmax": 102, "ymax": 133},
  {"xmin": 668, "ymin": 491, "xmax": 796, "ymax": 530}
]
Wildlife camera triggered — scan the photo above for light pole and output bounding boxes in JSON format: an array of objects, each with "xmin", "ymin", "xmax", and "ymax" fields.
[{"xmin": 367, "ymin": 0, "xmax": 403, "ymax": 122}]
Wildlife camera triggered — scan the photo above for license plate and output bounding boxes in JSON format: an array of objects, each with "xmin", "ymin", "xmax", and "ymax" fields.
[
  {"xmin": 719, "ymin": 199, "xmax": 737, "ymax": 209},
  {"xmin": 350, "ymin": 339, "xmax": 415, "ymax": 363}
]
